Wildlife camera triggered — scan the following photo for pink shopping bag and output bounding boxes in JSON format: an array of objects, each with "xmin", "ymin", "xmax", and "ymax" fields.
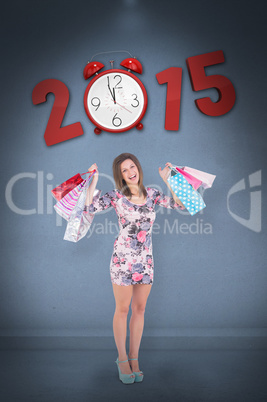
[
  {"xmin": 175, "ymin": 167, "xmax": 202, "ymax": 190},
  {"xmin": 181, "ymin": 166, "xmax": 216, "ymax": 189}
]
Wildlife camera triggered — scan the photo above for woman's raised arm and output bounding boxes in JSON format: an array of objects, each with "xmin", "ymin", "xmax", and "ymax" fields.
[{"xmin": 85, "ymin": 163, "xmax": 99, "ymax": 206}]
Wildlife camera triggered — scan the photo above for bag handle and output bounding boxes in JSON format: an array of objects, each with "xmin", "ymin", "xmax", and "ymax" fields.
[
  {"xmin": 80, "ymin": 169, "xmax": 96, "ymax": 176},
  {"xmin": 167, "ymin": 165, "xmax": 179, "ymax": 177},
  {"xmin": 79, "ymin": 169, "xmax": 96, "ymax": 188}
]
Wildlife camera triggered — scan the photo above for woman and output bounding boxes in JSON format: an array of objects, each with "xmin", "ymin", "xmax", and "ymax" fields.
[{"xmin": 84, "ymin": 153, "xmax": 185, "ymax": 384}]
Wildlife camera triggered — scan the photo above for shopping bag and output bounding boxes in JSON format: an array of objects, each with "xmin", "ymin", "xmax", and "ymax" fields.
[
  {"xmin": 53, "ymin": 171, "xmax": 95, "ymax": 221},
  {"xmin": 167, "ymin": 168, "xmax": 206, "ymax": 216},
  {"xmin": 51, "ymin": 170, "xmax": 95, "ymax": 201},
  {"xmin": 63, "ymin": 179, "xmax": 97, "ymax": 242},
  {"xmin": 180, "ymin": 166, "xmax": 216, "ymax": 189},
  {"xmin": 54, "ymin": 180, "xmax": 87, "ymax": 221},
  {"xmin": 174, "ymin": 167, "xmax": 202, "ymax": 190}
]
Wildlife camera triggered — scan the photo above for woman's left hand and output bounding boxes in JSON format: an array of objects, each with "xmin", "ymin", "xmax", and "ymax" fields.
[{"xmin": 158, "ymin": 162, "xmax": 172, "ymax": 182}]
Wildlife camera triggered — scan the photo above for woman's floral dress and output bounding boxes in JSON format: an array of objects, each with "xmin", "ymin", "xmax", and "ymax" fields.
[{"xmin": 84, "ymin": 187, "xmax": 184, "ymax": 286}]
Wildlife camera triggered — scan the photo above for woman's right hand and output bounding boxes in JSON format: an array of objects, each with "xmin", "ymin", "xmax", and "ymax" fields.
[{"xmin": 88, "ymin": 163, "xmax": 99, "ymax": 183}]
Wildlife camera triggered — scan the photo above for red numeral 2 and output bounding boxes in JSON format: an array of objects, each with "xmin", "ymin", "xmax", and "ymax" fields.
[
  {"xmin": 157, "ymin": 50, "xmax": 236, "ymax": 130},
  {"xmin": 32, "ymin": 79, "xmax": 84, "ymax": 146}
]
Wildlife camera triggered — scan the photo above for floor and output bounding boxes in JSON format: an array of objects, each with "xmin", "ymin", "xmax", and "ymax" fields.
[{"xmin": 0, "ymin": 349, "xmax": 266, "ymax": 402}]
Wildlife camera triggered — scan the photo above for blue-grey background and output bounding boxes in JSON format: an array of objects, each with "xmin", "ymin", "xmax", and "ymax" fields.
[{"xmin": 0, "ymin": 0, "xmax": 266, "ymax": 341}]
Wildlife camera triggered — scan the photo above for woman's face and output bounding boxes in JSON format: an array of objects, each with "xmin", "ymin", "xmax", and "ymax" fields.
[{"xmin": 120, "ymin": 159, "xmax": 139, "ymax": 186}]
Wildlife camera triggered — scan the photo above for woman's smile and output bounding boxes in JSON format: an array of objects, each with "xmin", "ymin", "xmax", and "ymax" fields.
[{"xmin": 129, "ymin": 173, "xmax": 137, "ymax": 181}]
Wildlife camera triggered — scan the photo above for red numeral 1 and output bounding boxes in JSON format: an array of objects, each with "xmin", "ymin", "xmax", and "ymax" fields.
[
  {"xmin": 186, "ymin": 50, "xmax": 236, "ymax": 116},
  {"xmin": 32, "ymin": 79, "xmax": 84, "ymax": 146},
  {"xmin": 156, "ymin": 67, "xmax": 182, "ymax": 131}
]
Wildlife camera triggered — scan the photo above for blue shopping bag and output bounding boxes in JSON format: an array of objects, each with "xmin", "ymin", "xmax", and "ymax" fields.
[{"xmin": 167, "ymin": 168, "xmax": 206, "ymax": 215}]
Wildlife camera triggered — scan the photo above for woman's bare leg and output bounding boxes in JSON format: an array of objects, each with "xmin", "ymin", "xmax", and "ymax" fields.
[
  {"xmin": 112, "ymin": 283, "xmax": 134, "ymax": 375},
  {"xmin": 129, "ymin": 284, "xmax": 152, "ymax": 373}
]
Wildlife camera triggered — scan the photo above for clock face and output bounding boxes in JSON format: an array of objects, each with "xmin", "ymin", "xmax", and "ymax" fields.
[{"xmin": 84, "ymin": 69, "xmax": 147, "ymax": 132}]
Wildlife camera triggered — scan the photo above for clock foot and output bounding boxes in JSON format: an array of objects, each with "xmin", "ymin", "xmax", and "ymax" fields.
[
  {"xmin": 94, "ymin": 127, "xmax": 102, "ymax": 135},
  {"xmin": 136, "ymin": 123, "xmax": 143, "ymax": 130}
]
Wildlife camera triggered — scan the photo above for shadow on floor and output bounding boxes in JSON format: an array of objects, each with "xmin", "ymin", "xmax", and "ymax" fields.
[{"xmin": 0, "ymin": 349, "xmax": 267, "ymax": 402}]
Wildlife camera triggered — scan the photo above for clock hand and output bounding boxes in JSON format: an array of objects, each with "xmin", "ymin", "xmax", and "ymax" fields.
[
  {"xmin": 116, "ymin": 101, "xmax": 132, "ymax": 113},
  {"xmin": 107, "ymin": 77, "xmax": 116, "ymax": 103},
  {"xmin": 108, "ymin": 85, "xmax": 116, "ymax": 103},
  {"xmin": 112, "ymin": 87, "xmax": 116, "ymax": 104}
]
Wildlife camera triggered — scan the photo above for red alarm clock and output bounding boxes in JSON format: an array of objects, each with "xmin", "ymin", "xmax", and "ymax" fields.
[{"xmin": 83, "ymin": 54, "xmax": 148, "ymax": 134}]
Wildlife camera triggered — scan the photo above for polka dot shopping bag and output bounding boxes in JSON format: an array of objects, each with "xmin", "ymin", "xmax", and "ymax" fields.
[{"xmin": 167, "ymin": 167, "xmax": 206, "ymax": 215}]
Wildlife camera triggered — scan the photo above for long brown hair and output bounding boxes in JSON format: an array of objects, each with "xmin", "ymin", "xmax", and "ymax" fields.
[{"xmin": 112, "ymin": 153, "xmax": 147, "ymax": 199}]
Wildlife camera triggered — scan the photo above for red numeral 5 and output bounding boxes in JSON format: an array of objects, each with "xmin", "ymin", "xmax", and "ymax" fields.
[
  {"xmin": 32, "ymin": 79, "xmax": 83, "ymax": 146},
  {"xmin": 186, "ymin": 50, "xmax": 236, "ymax": 116}
]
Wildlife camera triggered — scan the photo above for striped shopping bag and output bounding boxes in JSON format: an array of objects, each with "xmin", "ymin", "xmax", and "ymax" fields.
[{"xmin": 53, "ymin": 171, "xmax": 95, "ymax": 220}]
